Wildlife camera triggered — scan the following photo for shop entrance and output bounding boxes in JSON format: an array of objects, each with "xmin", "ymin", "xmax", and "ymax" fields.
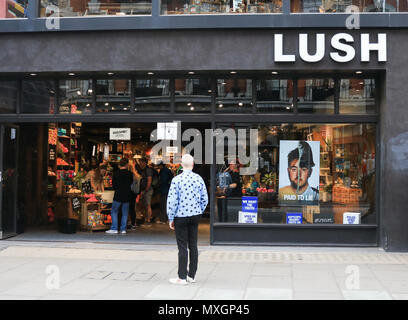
[
  {"xmin": 11, "ymin": 122, "xmax": 211, "ymax": 245},
  {"xmin": 0, "ymin": 124, "xmax": 19, "ymax": 239}
]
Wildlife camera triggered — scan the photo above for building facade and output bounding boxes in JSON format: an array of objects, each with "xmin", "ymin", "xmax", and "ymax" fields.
[{"xmin": 0, "ymin": 0, "xmax": 408, "ymax": 251}]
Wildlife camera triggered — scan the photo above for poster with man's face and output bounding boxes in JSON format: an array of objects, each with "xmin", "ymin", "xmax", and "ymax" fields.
[{"xmin": 278, "ymin": 140, "xmax": 320, "ymax": 205}]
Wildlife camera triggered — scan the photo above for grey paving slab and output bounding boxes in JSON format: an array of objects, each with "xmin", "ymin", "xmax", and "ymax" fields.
[
  {"xmin": 144, "ymin": 284, "xmax": 200, "ymax": 300},
  {"xmin": 0, "ymin": 276, "xmax": 26, "ymax": 294},
  {"xmin": 391, "ymin": 293, "xmax": 408, "ymax": 300},
  {"xmin": 335, "ymin": 276, "xmax": 387, "ymax": 291},
  {"xmin": 330, "ymin": 264, "xmax": 376, "ymax": 278},
  {"xmin": 193, "ymin": 288, "xmax": 245, "ymax": 300},
  {"xmin": 371, "ymin": 270, "xmax": 408, "ymax": 281},
  {"xmin": 293, "ymin": 278, "xmax": 340, "ymax": 293},
  {"xmin": 127, "ymin": 272, "xmax": 156, "ymax": 281},
  {"xmin": 251, "ymin": 264, "xmax": 292, "ymax": 277},
  {"xmin": 380, "ymin": 280, "xmax": 408, "ymax": 293},
  {"xmin": 244, "ymin": 288, "xmax": 293, "ymax": 300},
  {"xmin": 2, "ymin": 281, "xmax": 54, "ymax": 297},
  {"xmin": 293, "ymin": 291, "xmax": 344, "ymax": 300},
  {"xmin": 247, "ymin": 276, "xmax": 292, "ymax": 289},
  {"xmin": 342, "ymin": 290, "xmax": 392, "ymax": 300},
  {"xmin": 57, "ymin": 279, "xmax": 113, "ymax": 296},
  {"xmin": 82, "ymin": 271, "xmax": 112, "ymax": 280},
  {"xmin": 104, "ymin": 272, "xmax": 132, "ymax": 281},
  {"xmin": 93, "ymin": 282, "xmax": 155, "ymax": 300}
]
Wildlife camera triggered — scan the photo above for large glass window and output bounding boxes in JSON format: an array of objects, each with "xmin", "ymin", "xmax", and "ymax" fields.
[
  {"xmin": 175, "ymin": 78, "xmax": 212, "ymax": 112},
  {"xmin": 40, "ymin": 0, "xmax": 152, "ymax": 17},
  {"xmin": 216, "ymin": 79, "xmax": 252, "ymax": 113},
  {"xmin": 134, "ymin": 79, "xmax": 170, "ymax": 112},
  {"xmin": 297, "ymin": 79, "xmax": 334, "ymax": 114},
  {"xmin": 96, "ymin": 79, "xmax": 131, "ymax": 113},
  {"xmin": 215, "ymin": 123, "xmax": 376, "ymax": 225},
  {"xmin": 59, "ymin": 80, "xmax": 93, "ymax": 114},
  {"xmin": 291, "ymin": 0, "xmax": 408, "ymax": 12},
  {"xmin": 1, "ymin": 0, "xmax": 27, "ymax": 18},
  {"xmin": 161, "ymin": 0, "xmax": 282, "ymax": 14},
  {"xmin": 339, "ymin": 78, "xmax": 376, "ymax": 114},
  {"xmin": 0, "ymin": 81, "xmax": 18, "ymax": 114},
  {"xmin": 256, "ymin": 79, "xmax": 294, "ymax": 113},
  {"xmin": 21, "ymin": 80, "xmax": 56, "ymax": 114}
]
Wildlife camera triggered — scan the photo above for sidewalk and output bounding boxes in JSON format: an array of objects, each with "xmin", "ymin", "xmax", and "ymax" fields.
[{"xmin": 0, "ymin": 240, "xmax": 408, "ymax": 300}]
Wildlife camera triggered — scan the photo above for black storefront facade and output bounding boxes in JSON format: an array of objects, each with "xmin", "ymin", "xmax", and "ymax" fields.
[{"xmin": 0, "ymin": 12, "xmax": 407, "ymax": 251}]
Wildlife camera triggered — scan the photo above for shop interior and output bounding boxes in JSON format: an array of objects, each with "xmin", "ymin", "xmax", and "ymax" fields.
[
  {"xmin": 13, "ymin": 122, "xmax": 211, "ymax": 244},
  {"xmin": 215, "ymin": 123, "xmax": 377, "ymax": 225}
]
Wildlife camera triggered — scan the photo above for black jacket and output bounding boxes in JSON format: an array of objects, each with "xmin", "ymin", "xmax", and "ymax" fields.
[{"xmin": 112, "ymin": 169, "xmax": 133, "ymax": 202}]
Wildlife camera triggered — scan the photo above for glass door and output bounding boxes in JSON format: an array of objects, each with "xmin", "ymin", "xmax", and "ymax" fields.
[{"xmin": 0, "ymin": 124, "xmax": 19, "ymax": 239}]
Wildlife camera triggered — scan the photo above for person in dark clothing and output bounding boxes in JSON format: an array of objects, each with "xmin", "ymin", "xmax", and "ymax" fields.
[
  {"xmin": 106, "ymin": 158, "xmax": 133, "ymax": 234},
  {"xmin": 138, "ymin": 157, "xmax": 154, "ymax": 223},
  {"xmin": 128, "ymin": 159, "xmax": 142, "ymax": 230},
  {"xmin": 226, "ymin": 162, "xmax": 243, "ymax": 197},
  {"xmin": 158, "ymin": 161, "xmax": 174, "ymax": 224}
]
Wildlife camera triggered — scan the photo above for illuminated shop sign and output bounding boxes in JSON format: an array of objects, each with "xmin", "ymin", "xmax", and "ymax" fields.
[{"xmin": 273, "ymin": 33, "xmax": 387, "ymax": 63}]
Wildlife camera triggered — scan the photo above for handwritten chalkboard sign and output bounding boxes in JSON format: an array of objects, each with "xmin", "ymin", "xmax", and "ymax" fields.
[{"xmin": 72, "ymin": 197, "xmax": 81, "ymax": 212}]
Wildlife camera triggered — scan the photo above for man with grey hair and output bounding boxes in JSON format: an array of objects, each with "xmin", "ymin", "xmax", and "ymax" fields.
[{"xmin": 167, "ymin": 154, "xmax": 208, "ymax": 285}]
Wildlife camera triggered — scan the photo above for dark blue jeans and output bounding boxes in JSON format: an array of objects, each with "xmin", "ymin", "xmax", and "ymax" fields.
[{"xmin": 111, "ymin": 201, "xmax": 129, "ymax": 232}]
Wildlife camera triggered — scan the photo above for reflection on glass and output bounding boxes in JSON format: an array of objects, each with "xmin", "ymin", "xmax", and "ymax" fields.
[
  {"xmin": 1, "ymin": 0, "xmax": 27, "ymax": 18},
  {"xmin": 96, "ymin": 79, "xmax": 131, "ymax": 113},
  {"xmin": 40, "ymin": 0, "xmax": 152, "ymax": 17},
  {"xmin": 175, "ymin": 79, "xmax": 211, "ymax": 112},
  {"xmin": 216, "ymin": 79, "xmax": 252, "ymax": 113},
  {"xmin": 0, "ymin": 81, "xmax": 18, "ymax": 114},
  {"xmin": 215, "ymin": 123, "xmax": 376, "ymax": 225},
  {"xmin": 59, "ymin": 80, "xmax": 93, "ymax": 114},
  {"xmin": 135, "ymin": 79, "xmax": 170, "ymax": 112},
  {"xmin": 21, "ymin": 80, "xmax": 56, "ymax": 114},
  {"xmin": 297, "ymin": 79, "xmax": 334, "ymax": 114},
  {"xmin": 339, "ymin": 79, "xmax": 375, "ymax": 114},
  {"xmin": 256, "ymin": 79, "xmax": 294, "ymax": 113},
  {"xmin": 161, "ymin": 0, "xmax": 282, "ymax": 14},
  {"xmin": 291, "ymin": 0, "xmax": 408, "ymax": 12}
]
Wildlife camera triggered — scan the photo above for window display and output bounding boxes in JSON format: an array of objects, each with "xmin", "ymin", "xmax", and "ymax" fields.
[
  {"xmin": 215, "ymin": 123, "xmax": 376, "ymax": 225},
  {"xmin": 291, "ymin": 0, "xmax": 408, "ymax": 13},
  {"xmin": 40, "ymin": 0, "xmax": 152, "ymax": 17},
  {"xmin": 1, "ymin": 0, "xmax": 27, "ymax": 18}
]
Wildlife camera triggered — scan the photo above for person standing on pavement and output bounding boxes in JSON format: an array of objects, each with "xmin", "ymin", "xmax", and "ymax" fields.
[
  {"xmin": 138, "ymin": 157, "xmax": 154, "ymax": 223},
  {"xmin": 158, "ymin": 161, "xmax": 174, "ymax": 224},
  {"xmin": 167, "ymin": 154, "xmax": 208, "ymax": 285},
  {"xmin": 106, "ymin": 158, "xmax": 133, "ymax": 235}
]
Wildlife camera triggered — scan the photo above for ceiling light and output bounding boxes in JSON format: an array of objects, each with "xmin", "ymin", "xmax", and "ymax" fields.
[
  {"xmin": 190, "ymin": 106, "xmax": 195, "ymax": 111},
  {"xmin": 30, "ymin": 73, "xmax": 37, "ymax": 76},
  {"xmin": 105, "ymin": 102, "xmax": 109, "ymax": 106},
  {"xmin": 238, "ymin": 102, "xmax": 243, "ymax": 106},
  {"xmin": 187, "ymin": 102, "xmax": 192, "ymax": 106},
  {"xmin": 68, "ymin": 73, "xmax": 75, "ymax": 76},
  {"xmin": 188, "ymin": 71, "xmax": 195, "ymax": 75},
  {"xmin": 107, "ymin": 72, "xmax": 114, "ymax": 75},
  {"xmin": 271, "ymin": 71, "xmax": 278, "ymax": 75},
  {"xmin": 219, "ymin": 104, "xmax": 223, "ymax": 108},
  {"xmin": 88, "ymin": 89, "xmax": 93, "ymax": 93},
  {"xmin": 355, "ymin": 71, "xmax": 363, "ymax": 74},
  {"xmin": 77, "ymin": 91, "xmax": 81, "ymax": 95},
  {"xmin": 221, "ymin": 82, "xmax": 226, "ymax": 85},
  {"xmin": 230, "ymin": 71, "xmax": 237, "ymax": 74},
  {"xmin": 208, "ymin": 90, "xmax": 212, "ymax": 93},
  {"xmin": 86, "ymin": 103, "xmax": 90, "ymax": 107},
  {"xmin": 147, "ymin": 72, "xmax": 154, "ymax": 75},
  {"xmin": 286, "ymin": 106, "xmax": 290, "ymax": 110}
]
